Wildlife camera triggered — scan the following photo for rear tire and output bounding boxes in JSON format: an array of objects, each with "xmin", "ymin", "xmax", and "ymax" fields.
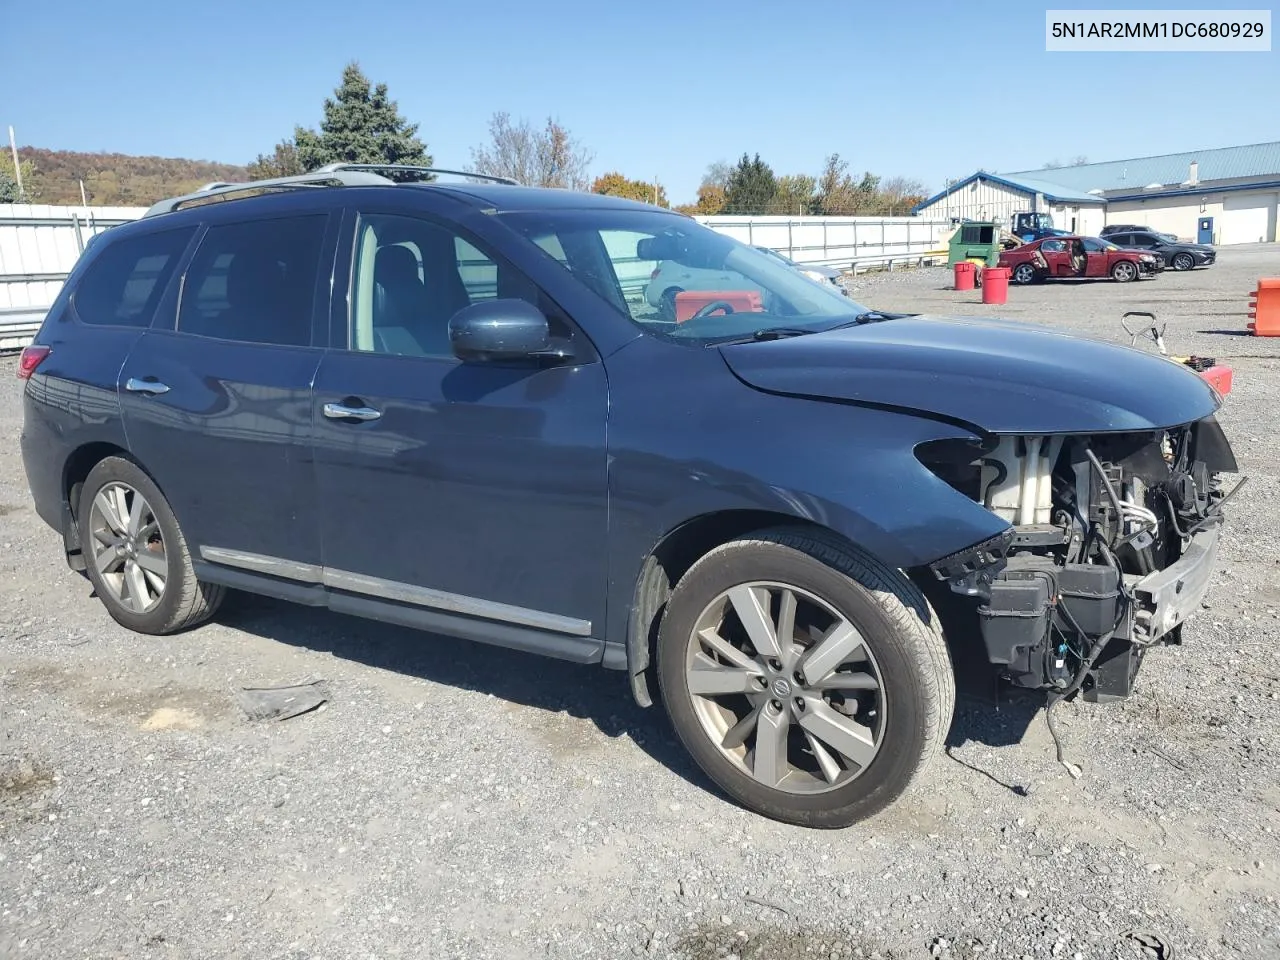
[
  {"xmin": 656, "ymin": 527, "xmax": 954, "ymax": 828},
  {"xmin": 1012, "ymin": 263, "xmax": 1038, "ymax": 285},
  {"xmin": 78, "ymin": 456, "xmax": 224, "ymax": 635}
]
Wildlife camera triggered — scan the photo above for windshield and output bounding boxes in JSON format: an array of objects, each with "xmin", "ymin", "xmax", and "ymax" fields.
[
  {"xmin": 1081, "ymin": 236, "xmax": 1118, "ymax": 252},
  {"xmin": 754, "ymin": 246, "xmax": 798, "ymax": 267},
  {"xmin": 501, "ymin": 209, "xmax": 870, "ymax": 343}
]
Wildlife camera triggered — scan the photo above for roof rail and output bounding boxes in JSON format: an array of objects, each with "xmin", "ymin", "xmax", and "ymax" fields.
[
  {"xmin": 315, "ymin": 163, "xmax": 519, "ymax": 186},
  {"xmin": 141, "ymin": 164, "xmax": 518, "ymax": 219},
  {"xmin": 142, "ymin": 168, "xmax": 395, "ymax": 218}
]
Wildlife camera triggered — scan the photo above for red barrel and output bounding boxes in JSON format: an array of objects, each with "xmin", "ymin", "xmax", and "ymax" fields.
[
  {"xmin": 981, "ymin": 266, "xmax": 1010, "ymax": 305},
  {"xmin": 953, "ymin": 261, "xmax": 976, "ymax": 291}
]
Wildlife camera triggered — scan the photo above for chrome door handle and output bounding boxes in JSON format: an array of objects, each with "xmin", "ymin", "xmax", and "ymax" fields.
[
  {"xmin": 125, "ymin": 377, "xmax": 170, "ymax": 395},
  {"xmin": 323, "ymin": 402, "xmax": 381, "ymax": 422}
]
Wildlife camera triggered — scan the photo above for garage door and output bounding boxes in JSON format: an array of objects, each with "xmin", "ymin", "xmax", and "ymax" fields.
[{"xmin": 1220, "ymin": 192, "xmax": 1277, "ymax": 244}]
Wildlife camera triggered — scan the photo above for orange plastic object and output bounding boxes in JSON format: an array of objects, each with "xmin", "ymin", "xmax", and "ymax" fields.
[
  {"xmin": 1198, "ymin": 364, "xmax": 1233, "ymax": 396},
  {"xmin": 1247, "ymin": 278, "xmax": 1280, "ymax": 336},
  {"xmin": 673, "ymin": 290, "xmax": 764, "ymax": 323}
]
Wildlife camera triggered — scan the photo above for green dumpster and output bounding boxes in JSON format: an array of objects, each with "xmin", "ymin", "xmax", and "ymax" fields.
[{"xmin": 947, "ymin": 221, "xmax": 1003, "ymax": 267}]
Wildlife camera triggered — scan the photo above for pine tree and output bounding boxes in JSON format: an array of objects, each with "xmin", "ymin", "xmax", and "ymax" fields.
[
  {"xmin": 294, "ymin": 62, "xmax": 430, "ymax": 177},
  {"xmin": 723, "ymin": 154, "xmax": 777, "ymax": 215}
]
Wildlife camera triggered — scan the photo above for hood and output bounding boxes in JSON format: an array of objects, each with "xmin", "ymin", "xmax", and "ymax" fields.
[{"xmin": 719, "ymin": 315, "xmax": 1222, "ymax": 434}]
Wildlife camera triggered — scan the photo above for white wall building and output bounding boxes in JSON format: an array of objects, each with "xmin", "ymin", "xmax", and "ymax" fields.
[{"xmin": 916, "ymin": 141, "xmax": 1280, "ymax": 245}]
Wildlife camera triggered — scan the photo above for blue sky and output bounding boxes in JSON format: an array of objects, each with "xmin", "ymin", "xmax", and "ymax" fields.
[{"xmin": 4, "ymin": 0, "xmax": 1276, "ymax": 202}]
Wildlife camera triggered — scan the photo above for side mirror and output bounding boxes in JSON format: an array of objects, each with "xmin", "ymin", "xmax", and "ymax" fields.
[{"xmin": 448, "ymin": 298, "xmax": 552, "ymax": 362}]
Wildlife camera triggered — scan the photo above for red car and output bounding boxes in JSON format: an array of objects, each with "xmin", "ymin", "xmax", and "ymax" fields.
[{"xmin": 1000, "ymin": 235, "xmax": 1161, "ymax": 285}]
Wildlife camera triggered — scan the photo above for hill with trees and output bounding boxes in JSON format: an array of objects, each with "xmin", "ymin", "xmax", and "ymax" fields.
[{"xmin": 14, "ymin": 147, "xmax": 247, "ymax": 206}]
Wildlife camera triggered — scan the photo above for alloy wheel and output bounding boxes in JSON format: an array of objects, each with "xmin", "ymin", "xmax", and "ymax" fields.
[
  {"xmin": 1114, "ymin": 261, "xmax": 1137, "ymax": 281},
  {"xmin": 684, "ymin": 581, "xmax": 885, "ymax": 795},
  {"xmin": 88, "ymin": 481, "xmax": 168, "ymax": 613},
  {"xmin": 1173, "ymin": 253, "xmax": 1194, "ymax": 271}
]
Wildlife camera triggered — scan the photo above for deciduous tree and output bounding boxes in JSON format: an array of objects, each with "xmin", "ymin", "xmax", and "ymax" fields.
[
  {"xmin": 470, "ymin": 113, "xmax": 593, "ymax": 189},
  {"xmin": 773, "ymin": 174, "xmax": 817, "ymax": 215},
  {"xmin": 247, "ymin": 139, "xmax": 305, "ymax": 180},
  {"xmin": 591, "ymin": 171, "xmax": 667, "ymax": 206}
]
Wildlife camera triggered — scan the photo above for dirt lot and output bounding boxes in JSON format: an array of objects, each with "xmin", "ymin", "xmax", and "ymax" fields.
[{"xmin": 2, "ymin": 246, "xmax": 1279, "ymax": 960}]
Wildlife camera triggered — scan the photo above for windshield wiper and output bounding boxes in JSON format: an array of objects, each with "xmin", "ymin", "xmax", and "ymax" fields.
[
  {"xmin": 828, "ymin": 311, "xmax": 919, "ymax": 329},
  {"xmin": 710, "ymin": 328, "xmax": 816, "ymax": 345}
]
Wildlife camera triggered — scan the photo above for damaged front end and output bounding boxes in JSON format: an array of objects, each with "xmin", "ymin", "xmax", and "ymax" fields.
[{"xmin": 920, "ymin": 416, "xmax": 1242, "ymax": 702}]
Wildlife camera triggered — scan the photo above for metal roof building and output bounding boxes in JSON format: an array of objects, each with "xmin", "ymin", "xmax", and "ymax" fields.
[{"xmin": 915, "ymin": 141, "xmax": 1280, "ymax": 245}]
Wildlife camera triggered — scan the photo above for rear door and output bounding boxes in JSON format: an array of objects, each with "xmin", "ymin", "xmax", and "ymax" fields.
[
  {"xmin": 118, "ymin": 209, "xmax": 337, "ymax": 573},
  {"xmin": 309, "ymin": 203, "xmax": 609, "ymax": 648},
  {"xmin": 21, "ymin": 225, "xmax": 197, "ymax": 535}
]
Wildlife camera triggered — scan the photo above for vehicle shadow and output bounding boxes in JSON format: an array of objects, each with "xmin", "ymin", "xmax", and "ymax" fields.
[
  {"xmin": 211, "ymin": 588, "xmax": 1042, "ymax": 800},
  {"xmin": 214, "ymin": 591, "xmax": 711, "ymax": 791}
]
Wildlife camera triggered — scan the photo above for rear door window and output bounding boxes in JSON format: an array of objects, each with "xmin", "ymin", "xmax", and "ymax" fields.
[
  {"xmin": 178, "ymin": 215, "xmax": 328, "ymax": 347},
  {"xmin": 72, "ymin": 227, "xmax": 195, "ymax": 327}
]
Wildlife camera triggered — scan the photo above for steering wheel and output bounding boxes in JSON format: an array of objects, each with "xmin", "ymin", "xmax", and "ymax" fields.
[{"xmin": 689, "ymin": 300, "xmax": 737, "ymax": 321}]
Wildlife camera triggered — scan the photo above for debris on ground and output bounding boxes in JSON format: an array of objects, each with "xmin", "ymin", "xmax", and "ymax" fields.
[{"xmin": 235, "ymin": 680, "xmax": 330, "ymax": 721}]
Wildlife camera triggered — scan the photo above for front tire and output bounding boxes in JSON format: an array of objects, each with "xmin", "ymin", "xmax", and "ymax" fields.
[
  {"xmin": 656, "ymin": 528, "xmax": 954, "ymax": 828},
  {"xmin": 1172, "ymin": 253, "xmax": 1195, "ymax": 271},
  {"xmin": 79, "ymin": 456, "xmax": 224, "ymax": 635},
  {"xmin": 1111, "ymin": 260, "xmax": 1138, "ymax": 282}
]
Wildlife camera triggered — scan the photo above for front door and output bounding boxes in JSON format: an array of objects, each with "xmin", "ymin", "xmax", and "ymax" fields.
[
  {"xmin": 1038, "ymin": 239, "xmax": 1070, "ymax": 276},
  {"xmin": 310, "ymin": 208, "xmax": 609, "ymax": 646},
  {"xmin": 118, "ymin": 211, "xmax": 335, "ymax": 571},
  {"xmin": 1198, "ymin": 217, "xmax": 1214, "ymax": 244}
]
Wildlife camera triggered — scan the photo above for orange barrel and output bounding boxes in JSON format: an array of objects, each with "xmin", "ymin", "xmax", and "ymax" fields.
[
  {"xmin": 981, "ymin": 266, "xmax": 1010, "ymax": 305},
  {"xmin": 953, "ymin": 261, "xmax": 976, "ymax": 291}
]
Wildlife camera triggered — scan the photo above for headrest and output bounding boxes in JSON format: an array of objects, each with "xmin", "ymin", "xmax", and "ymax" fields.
[{"xmin": 375, "ymin": 245, "xmax": 420, "ymax": 285}]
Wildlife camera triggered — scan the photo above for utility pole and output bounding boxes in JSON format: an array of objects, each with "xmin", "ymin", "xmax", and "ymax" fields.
[
  {"xmin": 9, "ymin": 126, "xmax": 24, "ymax": 200},
  {"xmin": 80, "ymin": 180, "xmax": 89, "ymax": 207}
]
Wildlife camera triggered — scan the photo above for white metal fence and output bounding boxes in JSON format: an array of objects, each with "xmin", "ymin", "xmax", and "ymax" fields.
[
  {"xmin": 0, "ymin": 203, "xmax": 147, "ymax": 349},
  {"xmin": 0, "ymin": 205, "xmax": 954, "ymax": 351},
  {"xmin": 695, "ymin": 215, "xmax": 954, "ymax": 271}
]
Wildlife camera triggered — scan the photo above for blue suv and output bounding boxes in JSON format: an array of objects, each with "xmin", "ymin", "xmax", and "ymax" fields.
[{"xmin": 18, "ymin": 165, "xmax": 1238, "ymax": 827}]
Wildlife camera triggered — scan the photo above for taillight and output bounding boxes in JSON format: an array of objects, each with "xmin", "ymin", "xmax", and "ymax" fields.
[{"xmin": 17, "ymin": 345, "xmax": 51, "ymax": 380}]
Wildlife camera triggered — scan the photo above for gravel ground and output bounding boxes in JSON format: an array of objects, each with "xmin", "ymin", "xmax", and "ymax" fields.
[{"xmin": 2, "ymin": 246, "xmax": 1279, "ymax": 960}]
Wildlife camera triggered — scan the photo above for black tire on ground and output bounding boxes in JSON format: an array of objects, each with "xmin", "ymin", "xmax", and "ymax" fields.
[
  {"xmin": 659, "ymin": 287, "xmax": 683, "ymax": 321},
  {"xmin": 1111, "ymin": 260, "xmax": 1138, "ymax": 282},
  {"xmin": 78, "ymin": 456, "xmax": 225, "ymax": 635},
  {"xmin": 656, "ymin": 527, "xmax": 954, "ymax": 828},
  {"xmin": 1172, "ymin": 253, "xmax": 1195, "ymax": 271}
]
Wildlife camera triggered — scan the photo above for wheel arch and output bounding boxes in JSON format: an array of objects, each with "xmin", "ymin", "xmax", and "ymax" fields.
[
  {"xmin": 626, "ymin": 510, "xmax": 873, "ymax": 707},
  {"xmin": 60, "ymin": 442, "xmax": 168, "ymax": 571}
]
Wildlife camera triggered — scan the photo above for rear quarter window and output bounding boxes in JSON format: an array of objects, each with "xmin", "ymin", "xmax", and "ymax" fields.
[{"xmin": 71, "ymin": 227, "xmax": 195, "ymax": 327}]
